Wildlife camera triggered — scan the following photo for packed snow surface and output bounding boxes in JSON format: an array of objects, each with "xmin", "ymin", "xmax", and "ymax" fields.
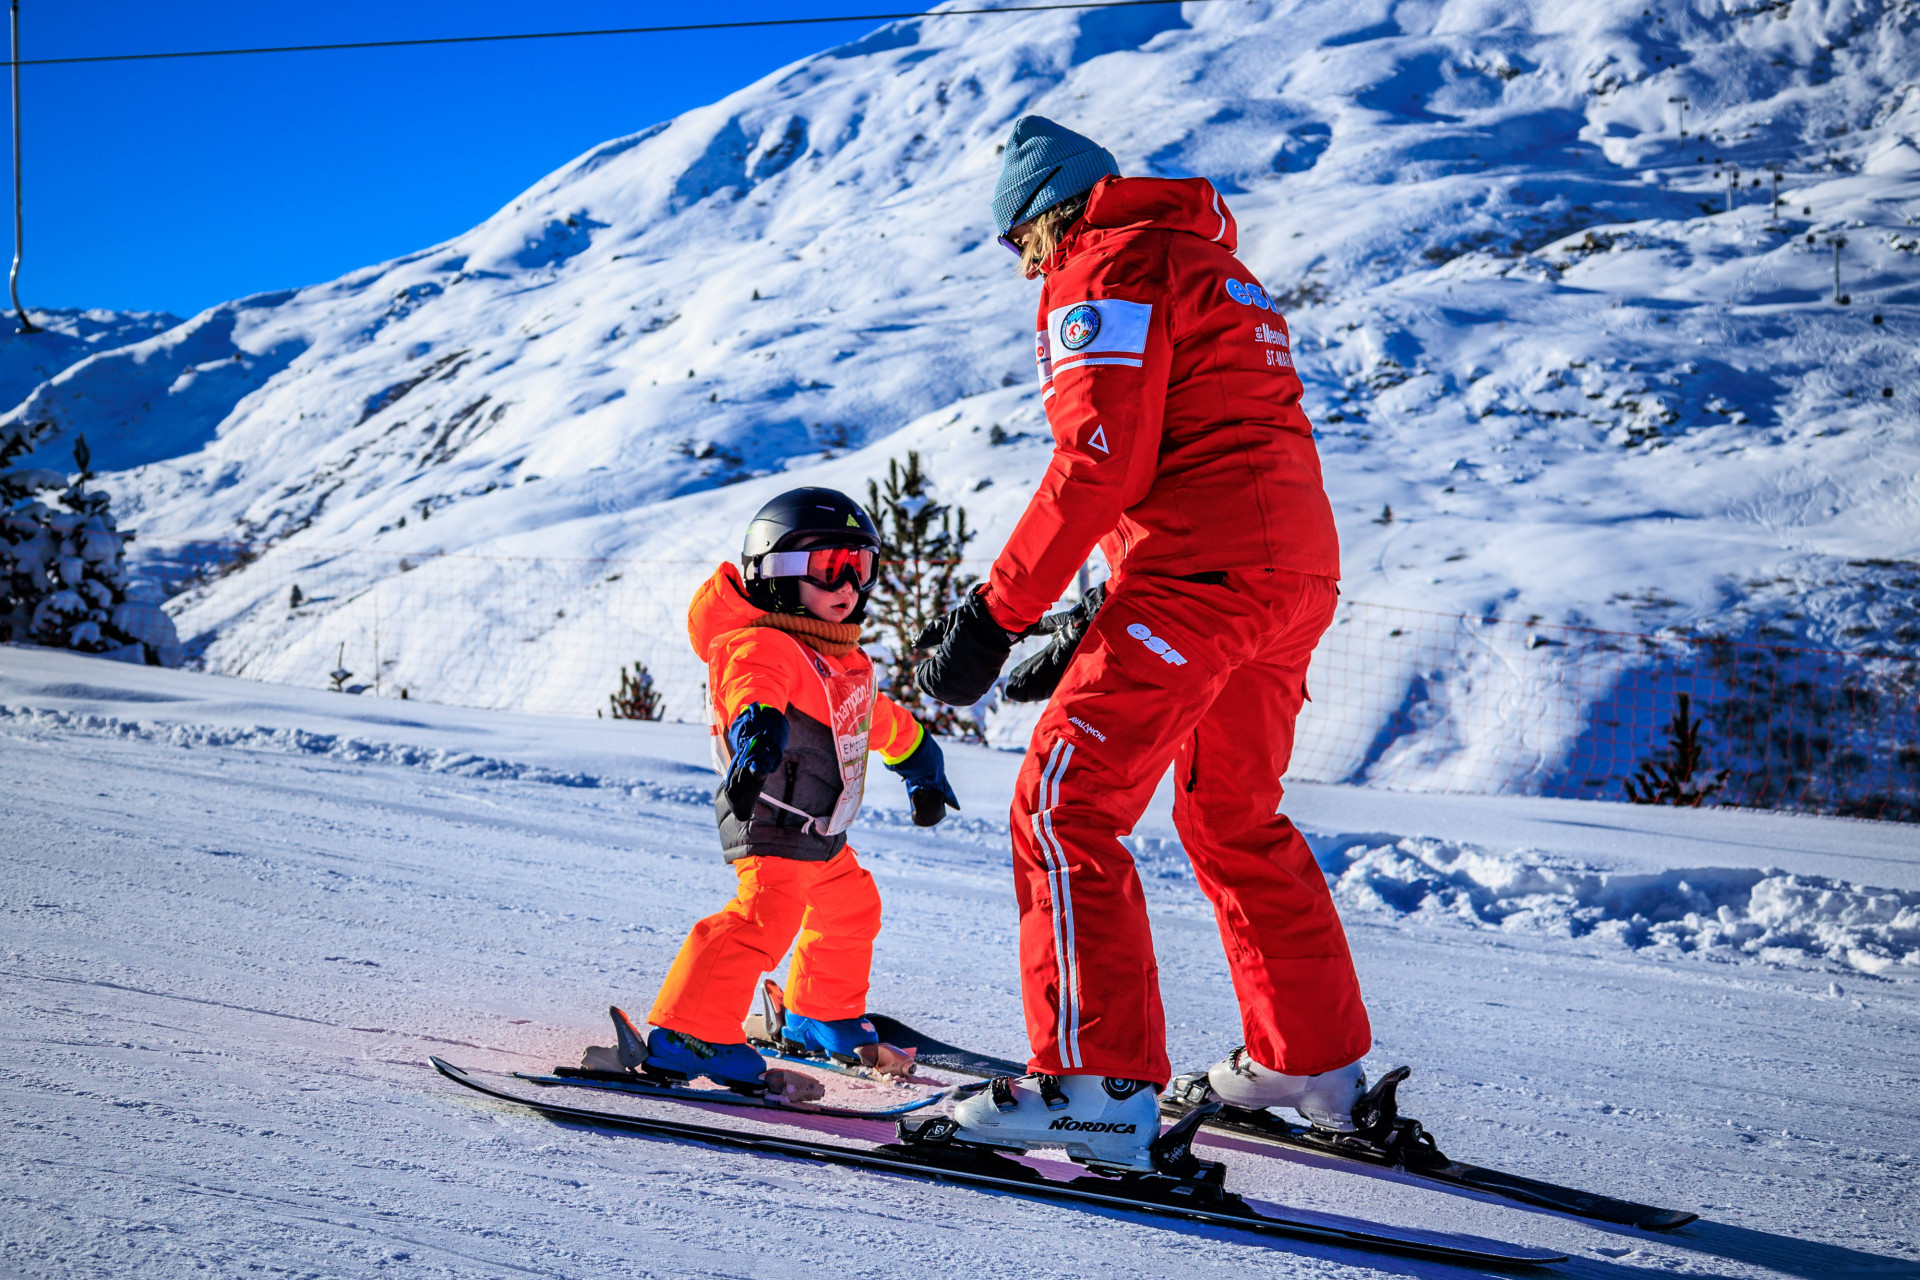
[
  {"xmin": 7, "ymin": 5, "xmax": 1920, "ymax": 1272},
  {"xmin": 4, "ymin": 646, "xmax": 1918, "ymax": 1277},
  {"xmin": 3, "ymin": 0, "xmax": 1916, "ymax": 725}
]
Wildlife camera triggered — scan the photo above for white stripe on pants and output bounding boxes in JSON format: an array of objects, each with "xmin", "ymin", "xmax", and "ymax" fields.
[{"xmin": 1029, "ymin": 738, "xmax": 1080, "ymax": 1068}]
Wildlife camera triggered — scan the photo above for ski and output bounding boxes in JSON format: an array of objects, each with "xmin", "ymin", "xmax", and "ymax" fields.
[
  {"xmin": 1165, "ymin": 1069, "xmax": 1698, "ymax": 1232},
  {"xmin": 431, "ymin": 1057, "xmax": 1564, "ymax": 1268},
  {"xmin": 864, "ymin": 1015, "xmax": 1698, "ymax": 1233},
  {"xmin": 748, "ymin": 1030, "xmax": 986, "ymax": 1088},
  {"xmin": 512, "ymin": 1067, "xmax": 944, "ymax": 1119},
  {"xmin": 863, "ymin": 1013, "xmax": 1025, "ymax": 1078},
  {"xmin": 744, "ymin": 979, "xmax": 931, "ymax": 1082}
]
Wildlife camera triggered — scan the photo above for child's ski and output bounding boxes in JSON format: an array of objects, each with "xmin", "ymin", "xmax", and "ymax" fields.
[
  {"xmin": 512, "ymin": 1066, "xmax": 944, "ymax": 1119},
  {"xmin": 744, "ymin": 979, "xmax": 925, "ymax": 1079},
  {"xmin": 432, "ymin": 1057, "xmax": 1564, "ymax": 1269},
  {"xmin": 862, "ymin": 1014, "xmax": 1697, "ymax": 1232}
]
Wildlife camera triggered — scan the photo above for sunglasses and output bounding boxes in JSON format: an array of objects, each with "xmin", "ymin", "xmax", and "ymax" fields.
[
  {"xmin": 998, "ymin": 234, "xmax": 1021, "ymax": 255},
  {"xmin": 762, "ymin": 546, "xmax": 879, "ymax": 591}
]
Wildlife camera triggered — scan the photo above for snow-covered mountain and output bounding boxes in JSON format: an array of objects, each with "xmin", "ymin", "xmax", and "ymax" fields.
[
  {"xmin": 5, "ymin": 0, "xmax": 1917, "ymax": 732},
  {"xmin": 0, "ymin": 307, "xmax": 180, "ymax": 460}
]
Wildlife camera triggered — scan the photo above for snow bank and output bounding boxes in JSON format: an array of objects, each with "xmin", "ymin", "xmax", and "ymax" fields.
[
  {"xmin": 0, "ymin": 702, "xmax": 677, "ymax": 797},
  {"xmin": 6, "ymin": 669, "xmax": 1915, "ymax": 975},
  {"xmin": 0, "ymin": 697, "xmax": 1017, "ymax": 845},
  {"xmin": 1311, "ymin": 831, "xmax": 1920, "ymax": 976}
]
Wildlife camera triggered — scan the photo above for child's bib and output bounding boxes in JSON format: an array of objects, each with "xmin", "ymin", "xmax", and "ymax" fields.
[{"xmin": 708, "ymin": 636, "xmax": 876, "ymax": 837}]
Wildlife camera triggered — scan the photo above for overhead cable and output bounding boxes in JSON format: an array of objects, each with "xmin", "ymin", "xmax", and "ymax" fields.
[{"xmin": 8, "ymin": 0, "xmax": 1221, "ymax": 68}]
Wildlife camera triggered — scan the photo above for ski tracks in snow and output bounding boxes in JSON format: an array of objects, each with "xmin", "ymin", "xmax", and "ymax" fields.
[{"xmin": 2, "ymin": 668, "xmax": 1918, "ymax": 1277}]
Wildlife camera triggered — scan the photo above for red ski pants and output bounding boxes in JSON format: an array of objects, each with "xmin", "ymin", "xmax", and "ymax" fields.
[
  {"xmin": 1011, "ymin": 569, "xmax": 1370, "ymax": 1085},
  {"xmin": 649, "ymin": 849, "xmax": 881, "ymax": 1045}
]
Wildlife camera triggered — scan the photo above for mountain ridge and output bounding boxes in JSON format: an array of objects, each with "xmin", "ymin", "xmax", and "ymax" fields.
[{"xmin": 2, "ymin": 0, "xmax": 1914, "ymax": 729}]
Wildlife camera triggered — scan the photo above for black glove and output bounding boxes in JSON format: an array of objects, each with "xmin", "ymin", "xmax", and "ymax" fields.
[
  {"xmin": 723, "ymin": 703, "xmax": 788, "ymax": 821},
  {"xmin": 1003, "ymin": 583, "xmax": 1105, "ymax": 704},
  {"xmin": 885, "ymin": 730, "xmax": 961, "ymax": 827},
  {"xmin": 913, "ymin": 588, "xmax": 1018, "ymax": 707}
]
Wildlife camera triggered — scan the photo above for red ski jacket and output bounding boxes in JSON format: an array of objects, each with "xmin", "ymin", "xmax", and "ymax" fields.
[{"xmin": 983, "ymin": 176, "xmax": 1341, "ymax": 631}]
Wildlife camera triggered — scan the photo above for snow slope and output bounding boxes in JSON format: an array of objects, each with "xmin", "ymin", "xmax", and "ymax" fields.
[
  {"xmin": 0, "ymin": 307, "xmax": 180, "ymax": 461},
  {"xmin": 0, "ymin": 0, "xmax": 1910, "ymax": 686},
  {"xmin": 3, "ymin": 647, "xmax": 1917, "ymax": 1278}
]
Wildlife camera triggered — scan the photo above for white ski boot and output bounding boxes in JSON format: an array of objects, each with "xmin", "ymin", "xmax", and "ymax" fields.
[
  {"xmin": 950, "ymin": 1073, "xmax": 1160, "ymax": 1171},
  {"xmin": 1206, "ymin": 1047, "xmax": 1367, "ymax": 1132}
]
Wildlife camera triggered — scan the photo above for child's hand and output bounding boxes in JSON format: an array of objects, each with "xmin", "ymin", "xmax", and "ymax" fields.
[
  {"xmin": 724, "ymin": 704, "xmax": 789, "ymax": 821},
  {"xmin": 886, "ymin": 730, "xmax": 961, "ymax": 827},
  {"xmin": 1004, "ymin": 581, "xmax": 1105, "ymax": 703}
]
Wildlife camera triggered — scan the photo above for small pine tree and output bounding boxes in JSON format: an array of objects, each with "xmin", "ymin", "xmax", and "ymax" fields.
[
  {"xmin": 863, "ymin": 451, "xmax": 980, "ymax": 739},
  {"xmin": 1624, "ymin": 692, "xmax": 1729, "ymax": 807},
  {"xmin": 608, "ymin": 660, "xmax": 665, "ymax": 721},
  {"xmin": 1, "ymin": 431, "xmax": 158, "ymax": 658}
]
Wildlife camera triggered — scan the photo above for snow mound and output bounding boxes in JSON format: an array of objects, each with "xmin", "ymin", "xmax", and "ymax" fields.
[
  {"xmin": 0, "ymin": 697, "xmax": 1021, "ymax": 842},
  {"xmin": 1314, "ymin": 831, "xmax": 1920, "ymax": 975},
  {"xmin": 6, "ymin": 690, "xmax": 1913, "ymax": 972}
]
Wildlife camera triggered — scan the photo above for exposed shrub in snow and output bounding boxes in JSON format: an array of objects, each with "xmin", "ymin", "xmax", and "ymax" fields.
[
  {"xmin": 0, "ymin": 429, "xmax": 179, "ymax": 665},
  {"xmin": 863, "ymin": 452, "xmax": 980, "ymax": 741},
  {"xmin": 604, "ymin": 660, "xmax": 665, "ymax": 721},
  {"xmin": 1624, "ymin": 691, "xmax": 1728, "ymax": 807},
  {"xmin": 1699, "ymin": 643, "xmax": 1920, "ymax": 823}
]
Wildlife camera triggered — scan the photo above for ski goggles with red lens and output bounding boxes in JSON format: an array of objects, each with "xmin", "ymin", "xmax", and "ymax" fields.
[{"xmin": 761, "ymin": 545, "xmax": 878, "ymax": 591}]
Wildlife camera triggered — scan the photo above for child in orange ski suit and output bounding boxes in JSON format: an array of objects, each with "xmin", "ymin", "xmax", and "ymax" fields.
[{"xmin": 641, "ymin": 491, "xmax": 958, "ymax": 1087}]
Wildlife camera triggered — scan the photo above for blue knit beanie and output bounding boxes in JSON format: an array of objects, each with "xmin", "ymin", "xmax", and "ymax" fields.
[{"xmin": 991, "ymin": 116, "xmax": 1119, "ymax": 236}]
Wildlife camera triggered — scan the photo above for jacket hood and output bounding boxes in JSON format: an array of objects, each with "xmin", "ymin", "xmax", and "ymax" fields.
[
  {"xmin": 1050, "ymin": 176, "xmax": 1238, "ymax": 270},
  {"xmin": 687, "ymin": 562, "xmax": 768, "ymax": 662}
]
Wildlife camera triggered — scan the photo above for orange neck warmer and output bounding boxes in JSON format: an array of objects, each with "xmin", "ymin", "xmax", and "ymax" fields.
[{"xmin": 750, "ymin": 611, "xmax": 864, "ymax": 658}]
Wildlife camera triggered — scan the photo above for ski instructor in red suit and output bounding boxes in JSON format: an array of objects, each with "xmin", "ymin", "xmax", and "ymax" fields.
[{"xmin": 916, "ymin": 116, "xmax": 1376, "ymax": 1172}]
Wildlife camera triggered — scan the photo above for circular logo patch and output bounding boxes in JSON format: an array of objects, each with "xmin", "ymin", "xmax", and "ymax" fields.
[{"xmin": 1060, "ymin": 303, "xmax": 1102, "ymax": 351}]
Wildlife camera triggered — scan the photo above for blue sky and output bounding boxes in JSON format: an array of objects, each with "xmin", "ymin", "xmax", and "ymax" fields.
[{"xmin": 16, "ymin": 2, "xmax": 891, "ymax": 317}]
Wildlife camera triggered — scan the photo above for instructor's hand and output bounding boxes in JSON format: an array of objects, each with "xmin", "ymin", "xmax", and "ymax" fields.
[{"xmin": 913, "ymin": 589, "xmax": 1017, "ymax": 707}]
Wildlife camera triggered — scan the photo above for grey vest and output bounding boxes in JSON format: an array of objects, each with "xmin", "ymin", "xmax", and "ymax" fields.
[{"xmin": 715, "ymin": 708, "xmax": 848, "ymax": 863}]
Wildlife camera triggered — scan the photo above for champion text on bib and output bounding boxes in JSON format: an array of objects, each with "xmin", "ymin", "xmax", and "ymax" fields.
[{"xmin": 804, "ymin": 641, "xmax": 877, "ymax": 836}]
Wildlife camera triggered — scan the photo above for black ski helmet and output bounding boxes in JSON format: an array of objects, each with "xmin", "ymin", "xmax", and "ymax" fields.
[{"xmin": 740, "ymin": 487, "xmax": 883, "ymax": 619}]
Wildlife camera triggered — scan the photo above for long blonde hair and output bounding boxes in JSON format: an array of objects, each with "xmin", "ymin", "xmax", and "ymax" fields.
[{"xmin": 1018, "ymin": 193, "xmax": 1089, "ymax": 279}]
